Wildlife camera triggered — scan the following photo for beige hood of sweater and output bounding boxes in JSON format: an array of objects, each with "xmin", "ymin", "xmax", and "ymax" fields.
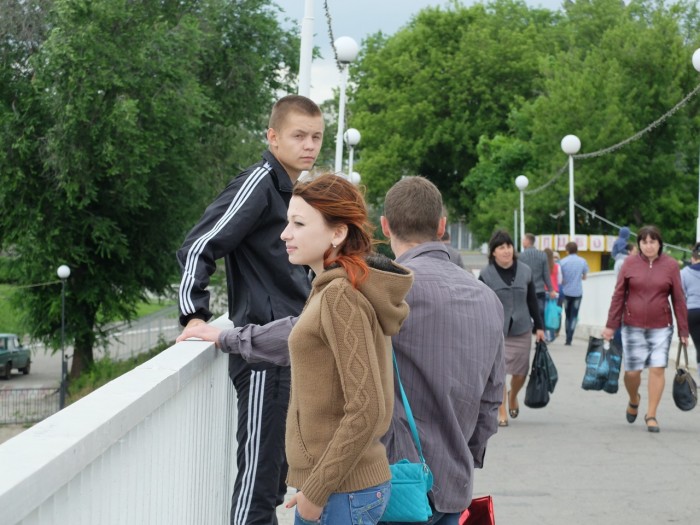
[{"xmin": 313, "ymin": 253, "xmax": 413, "ymax": 336}]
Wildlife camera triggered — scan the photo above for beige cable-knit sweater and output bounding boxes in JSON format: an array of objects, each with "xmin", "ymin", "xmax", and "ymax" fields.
[{"xmin": 285, "ymin": 255, "xmax": 413, "ymax": 507}]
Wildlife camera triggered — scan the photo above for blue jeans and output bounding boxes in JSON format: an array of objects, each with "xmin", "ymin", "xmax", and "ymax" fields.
[
  {"xmin": 380, "ymin": 499, "xmax": 461, "ymax": 525},
  {"xmin": 561, "ymin": 295, "xmax": 582, "ymax": 344},
  {"xmin": 535, "ymin": 292, "xmax": 546, "ymax": 329},
  {"xmin": 295, "ymin": 482, "xmax": 390, "ymax": 525}
]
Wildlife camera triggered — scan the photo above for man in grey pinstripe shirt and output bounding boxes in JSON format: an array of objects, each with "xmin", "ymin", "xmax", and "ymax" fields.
[{"xmin": 380, "ymin": 177, "xmax": 505, "ymax": 525}]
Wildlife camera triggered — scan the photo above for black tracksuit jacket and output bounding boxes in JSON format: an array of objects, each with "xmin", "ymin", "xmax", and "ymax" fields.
[{"xmin": 177, "ymin": 150, "xmax": 310, "ymax": 330}]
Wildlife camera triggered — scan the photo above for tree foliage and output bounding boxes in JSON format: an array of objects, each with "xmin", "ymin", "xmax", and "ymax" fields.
[
  {"xmin": 349, "ymin": 0, "xmax": 700, "ymax": 245},
  {"xmin": 0, "ymin": 0, "xmax": 299, "ymax": 376},
  {"xmin": 349, "ymin": 0, "xmax": 560, "ymax": 208}
]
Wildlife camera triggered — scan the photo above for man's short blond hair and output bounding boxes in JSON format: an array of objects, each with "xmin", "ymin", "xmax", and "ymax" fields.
[{"xmin": 268, "ymin": 95, "xmax": 322, "ymax": 131}]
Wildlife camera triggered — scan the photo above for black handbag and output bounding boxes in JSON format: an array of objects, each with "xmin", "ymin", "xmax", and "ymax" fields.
[
  {"xmin": 672, "ymin": 342, "xmax": 697, "ymax": 411},
  {"xmin": 524, "ymin": 340, "xmax": 557, "ymax": 408},
  {"xmin": 539, "ymin": 340, "xmax": 558, "ymax": 393}
]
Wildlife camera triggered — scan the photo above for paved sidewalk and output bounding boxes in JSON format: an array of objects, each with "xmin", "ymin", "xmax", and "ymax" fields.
[
  {"xmin": 277, "ymin": 334, "xmax": 700, "ymax": 524},
  {"xmin": 470, "ymin": 335, "xmax": 699, "ymax": 524}
]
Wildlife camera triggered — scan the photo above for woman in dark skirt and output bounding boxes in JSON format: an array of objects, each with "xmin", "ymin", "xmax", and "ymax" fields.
[{"xmin": 479, "ymin": 230, "xmax": 544, "ymax": 427}]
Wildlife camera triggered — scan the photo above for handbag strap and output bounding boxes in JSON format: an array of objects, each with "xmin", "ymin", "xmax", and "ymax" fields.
[
  {"xmin": 676, "ymin": 342, "xmax": 689, "ymax": 369},
  {"xmin": 392, "ymin": 351, "xmax": 427, "ymax": 463}
]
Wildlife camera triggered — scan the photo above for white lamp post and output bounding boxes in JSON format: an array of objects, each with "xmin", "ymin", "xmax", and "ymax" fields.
[
  {"xmin": 333, "ymin": 36, "xmax": 360, "ymax": 174},
  {"xmin": 297, "ymin": 0, "xmax": 314, "ymax": 97},
  {"xmin": 515, "ymin": 175, "xmax": 529, "ymax": 251},
  {"xmin": 57, "ymin": 264, "xmax": 71, "ymax": 409},
  {"xmin": 561, "ymin": 134, "xmax": 581, "ymax": 238},
  {"xmin": 344, "ymin": 128, "xmax": 361, "ymax": 176},
  {"xmin": 348, "ymin": 171, "xmax": 361, "ymax": 185},
  {"xmin": 693, "ymin": 49, "xmax": 700, "ymax": 242}
]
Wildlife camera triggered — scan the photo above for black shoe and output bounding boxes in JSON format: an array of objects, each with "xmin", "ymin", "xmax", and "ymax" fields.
[
  {"xmin": 644, "ymin": 415, "xmax": 660, "ymax": 433},
  {"xmin": 626, "ymin": 394, "xmax": 641, "ymax": 423},
  {"xmin": 564, "ymin": 341, "xmax": 572, "ymax": 346}
]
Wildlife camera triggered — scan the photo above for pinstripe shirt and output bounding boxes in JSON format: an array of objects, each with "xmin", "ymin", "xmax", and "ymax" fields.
[{"xmin": 382, "ymin": 243, "xmax": 505, "ymax": 513}]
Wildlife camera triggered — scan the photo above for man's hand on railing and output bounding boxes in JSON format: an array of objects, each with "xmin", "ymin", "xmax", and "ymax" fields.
[{"xmin": 176, "ymin": 323, "xmax": 223, "ymax": 347}]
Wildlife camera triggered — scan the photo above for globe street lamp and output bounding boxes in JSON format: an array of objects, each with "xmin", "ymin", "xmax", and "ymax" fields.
[
  {"xmin": 57, "ymin": 264, "xmax": 70, "ymax": 409},
  {"xmin": 348, "ymin": 171, "xmax": 362, "ymax": 185},
  {"xmin": 333, "ymin": 36, "xmax": 360, "ymax": 175},
  {"xmin": 561, "ymin": 134, "xmax": 581, "ymax": 238},
  {"xmin": 693, "ymin": 49, "xmax": 700, "ymax": 242},
  {"xmin": 515, "ymin": 175, "xmax": 529, "ymax": 251},
  {"xmin": 344, "ymin": 128, "xmax": 361, "ymax": 176}
]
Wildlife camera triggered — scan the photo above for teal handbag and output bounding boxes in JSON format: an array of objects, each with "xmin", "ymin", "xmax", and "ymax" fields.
[
  {"xmin": 381, "ymin": 353, "xmax": 434, "ymax": 523},
  {"xmin": 544, "ymin": 298, "xmax": 562, "ymax": 330}
]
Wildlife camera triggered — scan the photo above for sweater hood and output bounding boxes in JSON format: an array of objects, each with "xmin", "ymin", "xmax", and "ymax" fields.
[
  {"xmin": 315, "ymin": 253, "xmax": 413, "ymax": 336},
  {"xmin": 687, "ymin": 262, "xmax": 700, "ymax": 276},
  {"xmin": 611, "ymin": 227, "xmax": 631, "ymax": 258}
]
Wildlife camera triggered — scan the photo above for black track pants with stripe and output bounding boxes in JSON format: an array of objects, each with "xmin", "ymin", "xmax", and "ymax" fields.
[{"xmin": 229, "ymin": 354, "xmax": 290, "ymax": 525}]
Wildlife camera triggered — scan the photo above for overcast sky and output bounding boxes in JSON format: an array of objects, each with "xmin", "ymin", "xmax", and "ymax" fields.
[{"xmin": 274, "ymin": 0, "xmax": 566, "ymax": 103}]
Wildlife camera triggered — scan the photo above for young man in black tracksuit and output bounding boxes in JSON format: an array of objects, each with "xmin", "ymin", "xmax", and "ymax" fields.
[{"xmin": 177, "ymin": 95, "xmax": 324, "ymax": 525}]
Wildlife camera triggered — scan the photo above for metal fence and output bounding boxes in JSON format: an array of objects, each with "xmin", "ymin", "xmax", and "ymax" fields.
[{"xmin": 0, "ymin": 388, "xmax": 59, "ymax": 425}]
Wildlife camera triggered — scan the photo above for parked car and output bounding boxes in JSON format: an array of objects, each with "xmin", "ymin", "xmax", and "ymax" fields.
[{"xmin": 0, "ymin": 333, "xmax": 31, "ymax": 379}]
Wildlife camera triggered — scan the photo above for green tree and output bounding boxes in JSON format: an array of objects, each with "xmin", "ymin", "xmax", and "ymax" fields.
[
  {"xmin": 348, "ymin": 0, "xmax": 560, "ymax": 208},
  {"xmin": 470, "ymin": 0, "xmax": 700, "ymax": 243},
  {"xmin": 0, "ymin": 0, "xmax": 298, "ymax": 376}
]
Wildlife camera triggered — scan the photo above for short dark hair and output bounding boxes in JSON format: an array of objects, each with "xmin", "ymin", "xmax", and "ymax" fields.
[
  {"xmin": 268, "ymin": 95, "xmax": 322, "ymax": 131},
  {"xmin": 384, "ymin": 176, "xmax": 443, "ymax": 243},
  {"xmin": 636, "ymin": 225, "xmax": 663, "ymax": 256},
  {"xmin": 488, "ymin": 230, "xmax": 515, "ymax": 264},
  {"xmin": 565, "ymin": 242, "xmax": 578, "ymax": 254}
]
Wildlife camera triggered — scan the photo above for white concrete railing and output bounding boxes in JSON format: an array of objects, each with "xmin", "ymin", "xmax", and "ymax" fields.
[
  {"xmin": 575, "ymin": 270, "xmax": 616, "ymax": 335},
  {"xmin": 0, "ymin": 318, "xmax": 236, "ymax": 525}
]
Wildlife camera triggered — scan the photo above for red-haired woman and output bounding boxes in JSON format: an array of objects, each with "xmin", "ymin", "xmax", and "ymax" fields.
[{"xmin": 178, "ymin": 174, "xmax": 413, "ymax": 525}]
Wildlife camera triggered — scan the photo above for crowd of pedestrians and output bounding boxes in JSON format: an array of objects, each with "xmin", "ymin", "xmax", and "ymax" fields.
[{"xmin": 175, "ymin": 94, "xmax": 695, "ymax": 525}]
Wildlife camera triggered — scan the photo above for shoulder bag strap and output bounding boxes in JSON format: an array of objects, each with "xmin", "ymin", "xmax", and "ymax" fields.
[
  {"xmin": 676, "ymin": 342, "xmax": 689, "ymax": 369},
  {"xmin": 392, "ymin": 351, "xmax": 427, "ymax": 463}
]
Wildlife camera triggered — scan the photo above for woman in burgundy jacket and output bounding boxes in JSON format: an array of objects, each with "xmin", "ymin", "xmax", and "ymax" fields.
[{"xmin": 603, "ymin": 225, "xmax": 688, "ymax": 433}]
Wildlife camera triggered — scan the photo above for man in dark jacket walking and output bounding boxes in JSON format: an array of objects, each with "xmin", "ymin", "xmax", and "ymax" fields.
[{"xmin": 177, "ymin": 95, "xmax": 324, "ymax": 525}]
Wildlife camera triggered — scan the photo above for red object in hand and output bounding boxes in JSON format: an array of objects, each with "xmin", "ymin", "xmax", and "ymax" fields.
[{"xmin": 459, "ymin": 495, "xmax": 494, "ymax": 525}]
